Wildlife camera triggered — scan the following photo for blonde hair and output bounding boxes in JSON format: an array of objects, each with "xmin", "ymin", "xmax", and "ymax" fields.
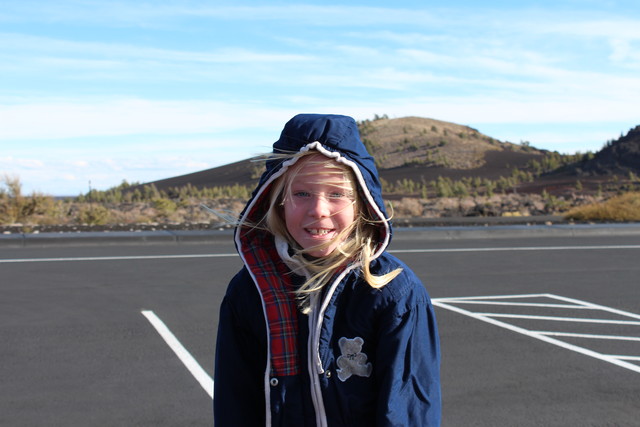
[{"xmin": 261, "ymin": 150, "xmax": 401, "ymax": 312}]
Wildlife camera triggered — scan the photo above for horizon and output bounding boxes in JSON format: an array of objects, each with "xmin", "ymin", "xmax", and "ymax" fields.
[{"xmin": 1, "ymin": 1, "xmax": 639, "ymax": 196}]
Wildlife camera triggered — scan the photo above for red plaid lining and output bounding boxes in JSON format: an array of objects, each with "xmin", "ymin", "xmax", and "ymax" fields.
[{"xmin": 240, "ymin": 228, "xmax": 300, "ymax": 377}]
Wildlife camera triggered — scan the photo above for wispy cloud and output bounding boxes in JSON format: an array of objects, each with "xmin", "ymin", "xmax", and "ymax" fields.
[
  {"xmin": 0, "ymin": 98, "xmax": 296, "ymax": 140},
  {"xmin": 0, "ymin": 33, "xmax": 312, "ymax": 88},
  {"xmin": 0, "ymin": 156, "xmax": 44, "ymax": 170},
  {"xmin": 1, "ymin": 138, "xmax": 265, "ymax": 195},
  {"xmin": 0, "ymin": 2, "xmax": 443, "ymax": 27},
  {"xmin": 0, "ymin": 33, "xmax": 311, "ymax": 63}
]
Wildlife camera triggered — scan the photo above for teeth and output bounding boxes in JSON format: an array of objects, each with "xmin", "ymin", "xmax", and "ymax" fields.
[{"xmin": 307, "ymin": 229, "xmax": 332, "ymax": 235}]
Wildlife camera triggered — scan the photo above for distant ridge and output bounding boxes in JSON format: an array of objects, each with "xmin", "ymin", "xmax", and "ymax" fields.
[
  {"xmin": 570, "ymin": 125, "xmax": 640, "ymax": 176},
  {"xmin": 144, "ymin": 157, "xmax": 258, "ymax": 190}
]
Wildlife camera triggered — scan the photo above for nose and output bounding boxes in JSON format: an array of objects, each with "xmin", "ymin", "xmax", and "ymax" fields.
[{"xmin": 307, "ymin": 195, "xmax": 331, "ymax": 218}]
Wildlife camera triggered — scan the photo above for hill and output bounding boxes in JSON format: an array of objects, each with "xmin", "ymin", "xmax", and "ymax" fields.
[
  {"xmin": 138, "ymin": 116, "xmax": 550, "ymax": 195},
  {"xmin": 359, "ymin": 116, "xmax": 544, "ymax": 170},
  {"xmin": 143, "ymin": 157, "xmax": 258, "ymax": 190},
  {"xmin": 358, "ymin": 116, "xmax": 547, "ymax": 190},
  {"xmin": 512, "ymin": 125, "xmax": 640, "ymax": 195},
  {"xmin": 569, "ymin": 125, "xmax": 640, "ymax": 176}
]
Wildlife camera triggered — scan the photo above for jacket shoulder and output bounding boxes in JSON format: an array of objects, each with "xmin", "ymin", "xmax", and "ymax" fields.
[
  {"xmin": 223, "ymin": 267, "xmax": 262, "ymax": 311},
  {"xmin": 366, "ymin": 252, "xmax": 431, "ymax": 315},
  {"xmin": 226, "ymin": 266, "xmax": 254, "ymax": 294}
]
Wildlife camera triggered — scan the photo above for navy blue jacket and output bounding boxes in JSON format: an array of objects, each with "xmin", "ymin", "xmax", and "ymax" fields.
[{"xmin": 214, "ymin": 114, "xmax": 441, "ymax": 426}]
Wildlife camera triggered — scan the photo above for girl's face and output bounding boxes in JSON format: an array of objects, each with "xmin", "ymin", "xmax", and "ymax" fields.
[{"xmin": 283, "ymin": 155, "xmax": 357, "ymax": 258}]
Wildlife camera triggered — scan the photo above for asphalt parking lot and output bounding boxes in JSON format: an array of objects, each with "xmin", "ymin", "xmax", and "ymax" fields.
[{"xmin": 1, "ymin": 225, "xmax": 639, "ymax": 426}]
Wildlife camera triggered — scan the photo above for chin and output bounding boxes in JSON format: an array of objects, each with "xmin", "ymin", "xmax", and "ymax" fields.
[{"xmin": 306, "ymin": 245, "xmax": 338, "ymax": 258}]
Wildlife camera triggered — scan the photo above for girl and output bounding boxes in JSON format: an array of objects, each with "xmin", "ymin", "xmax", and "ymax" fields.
[{"xmin": 214, "ymin": 114, "xmax": 441, "ymax": 426}]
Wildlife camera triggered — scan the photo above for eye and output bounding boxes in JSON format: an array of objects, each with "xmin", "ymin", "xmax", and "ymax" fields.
[
  {"xmin": 293, "ymin": 190, "xmax": 310, "ymax": 198},
  {"xmin": 329, "ymin": 188, "xmax": 355, "ymax": 200}
]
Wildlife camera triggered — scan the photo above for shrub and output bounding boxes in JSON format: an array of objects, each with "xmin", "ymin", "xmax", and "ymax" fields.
[
  {"xmin": 393, "ymin": 198, "xmax": 423, "ymax": 217},
  {"xmin": 564, "ymin": 192, "xmax": 640, "ymax": 222},
  {"xmin": 77, "ymin": 205, "xmax": 111, "ymax": 225},
  {"xmin": 0, "ymin": 175, "xmax": 60, "ymax": 224},
  {"xmin": 433, "ymin": 177, "xmax": 453, "ymax": 198},
  {"xmin": 152, "ymin": 198, "xmax": 177, "ymax": 218}
]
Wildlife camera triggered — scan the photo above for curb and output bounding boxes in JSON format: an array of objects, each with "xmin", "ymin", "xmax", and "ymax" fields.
[
  {"xmin": 2, "ymin": 222, "xmax": 640, "ymax": 248},
  {"xmin": 0, "ymin": 229, "xmax": 234, "ymax": 248},
  {"xmin": 393, "ymin": 222, "xmax": 640, "ymax": 240}
]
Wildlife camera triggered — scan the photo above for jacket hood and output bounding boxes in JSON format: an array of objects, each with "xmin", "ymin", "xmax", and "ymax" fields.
[{"xmin": 240, "ymin": 113, "xmax": 390, "ymax": 250}]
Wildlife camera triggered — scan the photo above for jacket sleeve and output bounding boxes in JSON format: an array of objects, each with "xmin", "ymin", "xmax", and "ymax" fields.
[
  {"xmin": 214, "ymin": 268, "xmax": 267, "ymax": 426},
  {"xmin": 374, "ymin": 281, "xmax": 441, "ymax": 427}
]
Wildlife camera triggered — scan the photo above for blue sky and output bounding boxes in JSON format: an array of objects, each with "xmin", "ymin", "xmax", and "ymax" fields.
[{"xmin": 1, "ymin": 1, "xmax": 639, "ymax": 196}]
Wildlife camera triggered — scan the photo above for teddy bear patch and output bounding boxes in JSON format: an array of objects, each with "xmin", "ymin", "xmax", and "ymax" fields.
[{"xmin": 336, "ymin": 337, "xmax": 372, "ymax": 382}]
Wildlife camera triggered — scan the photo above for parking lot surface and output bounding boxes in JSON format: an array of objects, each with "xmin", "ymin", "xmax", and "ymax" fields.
[{"xmin": 1, "ymin": 227, "xmax": 639, "ymax": 426}]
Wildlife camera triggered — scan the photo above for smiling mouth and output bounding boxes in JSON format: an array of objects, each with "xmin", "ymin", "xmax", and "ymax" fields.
[{"xmin": 305, "ymin": 228, "xmax": 335, "ymax": 236}]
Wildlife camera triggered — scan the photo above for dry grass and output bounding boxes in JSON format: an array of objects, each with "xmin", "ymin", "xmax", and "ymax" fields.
[
  {"xmin": 564, "ymin": 192, "xmax": 640, "ymax": 222},
  {"xmin": 0, "ymin": 176, "xmax": 252, "ymax": 229}
]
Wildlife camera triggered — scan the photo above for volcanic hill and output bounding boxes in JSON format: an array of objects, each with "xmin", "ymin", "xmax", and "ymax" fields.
[
  {"xmin": 358, "ymin": 116, "xmax": 546, "ymax": 186},
  {"xmin": 569, "ymin": 125, "xmax": 640, "ymax": 176},
  {"xmin": 138, "ymin": 117, "xmax": 640, "ymax": 197}
]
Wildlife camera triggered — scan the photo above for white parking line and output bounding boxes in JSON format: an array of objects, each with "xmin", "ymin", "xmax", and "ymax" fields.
[
  {"xmin": 0, "ymin": 253, "xmax": 237, "ymax": 263},
  {"xmin": 391, "ymin": 245, "xmax": 640, "ymax": 254},
  {"xmin": 142, "ymin": 310, "xmax": 214, "ymax": 399},
  {"xmin": 432, "ymin": 294, "xmax": 640, "ymax": 374},
  {"xmin": 534, "ymin": 331, "xmax": 640, "ymax": 342},
  {"xmin": 612, "ymin": 355, "xmax": 640, "ymax": 361},
  {"xmin": 474, "ymin": 313, "xmax": 640, "ymax": 326},
  {"xmin": 2, "ymin": 243, "xmax": 640, "ymax": 263},
  {"xmin": 446, "ymin": 300, "xmax": 593, "ymax": 309}
]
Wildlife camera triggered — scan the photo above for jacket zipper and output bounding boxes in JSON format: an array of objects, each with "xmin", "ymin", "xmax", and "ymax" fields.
[
  {"xmin": 307, "ymin": 266, "xmax": 357, "ymax": 427},
  {"xmin": 308, "ymin": 293, "xmax": 327, "ymax": 427}
]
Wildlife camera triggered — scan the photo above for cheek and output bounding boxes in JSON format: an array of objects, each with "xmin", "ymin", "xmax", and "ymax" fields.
[
  {"xmin": 336, "ymin": 204, "xmax": 356, "ymax": 227},
  {"xmin": 283, "ymin": 200, "xmax": 297, "ymax": 221},
  {"xmin": 283, "ymin": 201, "xmax": 302, "ymax": 232}
]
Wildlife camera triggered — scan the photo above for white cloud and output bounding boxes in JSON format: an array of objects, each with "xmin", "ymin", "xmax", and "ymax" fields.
[
  {"xmin": 0, "ymin": 33, "xmax": 311, "ymax": 63},
  {"xmin": 70, "ymin": 160, "xmax": 89, "ymax": 168},
  {"xmin": 4, "ymin": 88, "xmax": 635, "ymax": 143},
  {"xmin": 0, "ymin": 98, "xmax": 295, "ymax": 140},
  {"xmin": 539, "ymin": 18, "xmax": 640, "ymax": 40},
  {"xmin": 0, "ymin": 3, "xmax": 443, "ymax": 27},
  {"xmin": 0, "ymin": 156, "xmax": 44, "ymax": 169},
  {"xmin": 374, "ymin": 97, "xmax": 637, "ymax": 125},
  {"xmin": 1, "ymin": 148, "xmax": 247, "ymax": 195}
]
